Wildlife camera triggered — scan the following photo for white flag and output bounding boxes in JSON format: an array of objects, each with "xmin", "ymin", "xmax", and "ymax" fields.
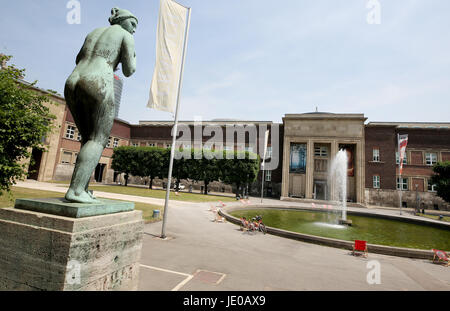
[{"xmin": 148, "ymin": 0, "xmax": 189, "ymax": 113}]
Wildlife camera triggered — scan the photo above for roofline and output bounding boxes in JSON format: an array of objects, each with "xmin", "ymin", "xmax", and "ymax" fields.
[
  {"xmin": 283, "ymin": 112, "xmax": 367, "ymax": 121},
  {"xmin": 367, "ymin": 122, "xmax": 450, "ymax": 129},
  {"xmin": 17, "ymin": 79, "xmax": 65, "ymax": 101},
  {"xmin": 138, "ymin": 120, "xmax": 275, "ymax": 126}
]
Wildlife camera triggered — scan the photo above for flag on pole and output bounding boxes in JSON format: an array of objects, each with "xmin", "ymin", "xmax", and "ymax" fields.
[
  {"xmin": 398, "ymin": 134, "xmax": 408, "ymax": 175},
  {"xmin": 147, "ymin": 0, "xmax": 189, "ymax": 113}
]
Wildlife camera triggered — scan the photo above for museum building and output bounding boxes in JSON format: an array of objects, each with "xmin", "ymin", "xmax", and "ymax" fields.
[{"xmin": 23, "ymin": 83, "xmax": 450, "ymax": 211}]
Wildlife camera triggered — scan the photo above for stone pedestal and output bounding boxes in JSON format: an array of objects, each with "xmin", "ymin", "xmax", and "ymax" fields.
[{"xmin": 0, "ymin": 199, "xmax": 143, "ymax": 291}]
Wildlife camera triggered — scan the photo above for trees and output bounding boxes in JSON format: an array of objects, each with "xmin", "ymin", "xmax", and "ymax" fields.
[
  {"xmin": 139, "ymin": 147, "xmax": 165, "ymax": 189},
  {"xmin": 111, "ymin": 146, "xmax": 139, "ymax": 186},
  {"xmin": 188, "ymin": 150, "xmax": 221, "ymax": 194},
  {"xmin": 172, "ymin": 150, "xmax": 190, "ymax": 191},
  {"xmin": 430, "ymin": 161, "xmax": 450, "ymax": 203},
  {"xmin": 220, "ymin": 150, "xmax": 260, "ymax": 198},
  {"xmin": 0, "ymin": 55, "xmax": 55, "ymax": 194},
  {"xmin": 111, "ymin": 146, "xmax": 260, "ymax": 196}
]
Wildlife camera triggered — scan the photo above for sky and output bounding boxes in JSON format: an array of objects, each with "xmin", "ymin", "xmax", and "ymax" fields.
[{"xmin": 1, "ymin": 0, "xmax": 449, "ymax": 124}]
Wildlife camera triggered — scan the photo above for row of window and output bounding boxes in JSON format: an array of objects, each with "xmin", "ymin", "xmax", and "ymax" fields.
[
  {"xmin": 131, "ymin": 142, "xmax": 273, "ymax": 157},
  {"xmin": 372, "ymin": 175, "xmax": 436, "ymax": 192},
  {"xmin": 66, "ymin": 125, "xmax": 121, "ymax": 149},
  {"xmin": 372, "ymin": 149, "xmax": 438, "ymax": 166}
]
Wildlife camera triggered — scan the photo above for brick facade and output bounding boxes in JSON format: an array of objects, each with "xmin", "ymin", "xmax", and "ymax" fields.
[
  {"xmin": 365, "ymin": 125, "xmax": 397, "ymax": 190},
  {"xmin": 365, "ymin": 123, "xmax": 450, "ymax": 210}
]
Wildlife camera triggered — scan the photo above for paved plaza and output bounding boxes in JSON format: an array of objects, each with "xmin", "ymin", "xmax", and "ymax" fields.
[{"xmin": 12, "ymin": 181, "xmax": 450, "ymax": 291}]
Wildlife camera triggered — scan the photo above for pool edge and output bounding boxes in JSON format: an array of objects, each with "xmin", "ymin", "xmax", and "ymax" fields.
[{"xmin": 219, "ymin": 206, "xmax": 448, "ymax": 260}]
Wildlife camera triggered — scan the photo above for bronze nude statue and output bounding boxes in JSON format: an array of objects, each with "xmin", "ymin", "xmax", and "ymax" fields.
[{"xmin": 64, "ymin": 8, "xmax": 137, "ymax": 203}]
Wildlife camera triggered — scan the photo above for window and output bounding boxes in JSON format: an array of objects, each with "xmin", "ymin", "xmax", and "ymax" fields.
[
  {"xmin": 165, "ymin": 143, "xmax": 171, "ymax": 148},
  {"xmin": 425, "ymin": 153, "xmax": 437, "ymax": 166},
  {"xmin": 106, "ymin": 137, "xmax": 111, "ymax": 148},
  {"xmin": 65, "ymin": 125, "xmax": 75, "ymax": 139},
  {"xmin": 314, "ymin": 146, "xmax": 328, "ymax": 157},
  {"xmin": 132, "ymin": 142, "xmax": 139, "ymax": 147},
  {"xmin": 61, "ymin": 151, "xmax": 72, "ymax": 164},
  {"xmin": 396, "ymin": 152, "xmax": 407, "ymax": 165},
  {"xmin": 113, "ymin": 138, "xmax": 119, "ymax": 148},
  {"xmin": 73, "ymin": 153, "xmax": 78, "ymax": 165},
  {"xmin": 428, "ymin": 182, "xmax": 437, "ymax": 192},
  {"xmin": 266, "ymin": 146, "xmax": 272, "ymax": 158},
  {"xmin": 147, "ymin": 142, "xmax": 156, "ymax": 147},
  {"xmin": 373, "ymin": 175, "xmax": 380, "ymax": 188},
  {"xmin": 397, "ymin": 177, "xmax": 408, "ymax": 190},
  {"xmin": 76, "ymin": 132, "xmax": 82, "ymax": 141},
  {"xmin": 372, "ymin": 148, "xmax": 380, "ymax": 162},
  {"xmin": 265, "ymin": 170, "xmax": 272, "ymax": 182}
]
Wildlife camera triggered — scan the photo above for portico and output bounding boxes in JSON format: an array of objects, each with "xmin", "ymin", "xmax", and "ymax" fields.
[{"xmin": 280, "ymin": 113, "xmax": 366, "ymax": 204}]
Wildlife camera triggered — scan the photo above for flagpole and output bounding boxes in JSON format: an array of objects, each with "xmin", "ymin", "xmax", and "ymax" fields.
[
  {"xmin": 260, "ymin": 130, "xmax": 269, "ymax": 204},
  {"xmin": 260, "ymin": 166, "xmax": 265, "ymax": 204},
  {"xmin": 398, "ymin": 133, "xmax": 402, "ymax": 216},
  {"xmin": 161, "ymin": 6, "xmax": 191, "ymax": 239}
]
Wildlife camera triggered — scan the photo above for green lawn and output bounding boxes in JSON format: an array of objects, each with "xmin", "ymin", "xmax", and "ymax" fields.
[
  {"xmin": 88, "ymin": 185, "xmax": 237, "ymax": 203},
  {"xmin": 416, "ymin": 213, "xmax": 450, "ymax": 223},
  {"xmin": 0, "ymin": 187, "xmax": 163, "ymax": 223}
]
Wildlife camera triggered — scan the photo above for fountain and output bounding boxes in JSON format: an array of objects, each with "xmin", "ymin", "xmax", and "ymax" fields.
[
  {"xmin": 228, "ymin": 154, "xmax": 450, "ymax": 252},
  {"xmin": 328, "ymin": 149, "xmax": 352, "ymax": 226}
]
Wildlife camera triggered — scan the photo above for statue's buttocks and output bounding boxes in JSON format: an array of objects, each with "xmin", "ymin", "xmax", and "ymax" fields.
[{"xmin": 64, "ymin": 8, "xmax": 138, "ymax": 204}]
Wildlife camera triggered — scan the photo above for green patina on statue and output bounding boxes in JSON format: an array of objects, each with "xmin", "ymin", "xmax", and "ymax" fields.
[{"xmin": 64, "ymin": 8, "xmax": 138, "ymax": 203}]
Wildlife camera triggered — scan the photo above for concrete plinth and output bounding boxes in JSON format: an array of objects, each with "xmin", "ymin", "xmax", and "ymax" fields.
[
  {"xmin": 0, "ymin": 202, "xmax": 144, "ymax": 291},
  {"xmin": 14, "ymin": 197, "xmax": 134, "ymax": 218}
]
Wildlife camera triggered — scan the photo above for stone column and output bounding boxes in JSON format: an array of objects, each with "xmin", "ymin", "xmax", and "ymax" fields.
[
  {"xmin": 305, "ymin": 139, "xmax": 314, "ymax": 199},
  {"xmin": 356, "ymin": 141, "xmax": 365, "ymax": 204},
  {"xmin": 281, "ymin": 137, "xmax": 290, "ymax": 198}
]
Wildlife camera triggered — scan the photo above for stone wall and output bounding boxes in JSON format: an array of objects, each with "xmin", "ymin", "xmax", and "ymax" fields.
[
  {"xmin": 365, "ymin": 188, "xmax": 449, "ymax": 211},
  {"xmin": 53, "ymin": 163, "xmax": 75, "ymax": 181}
]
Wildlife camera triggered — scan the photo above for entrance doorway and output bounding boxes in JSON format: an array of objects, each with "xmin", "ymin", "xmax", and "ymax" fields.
[
  {"xmin": 113, "ymin": 171, "xmax": 119, "ymax": 183},
  {"xmin": 27, "ymin": 148, "xmax": 43, "ymax": 180},
  {"xmin": 313, "ymin": 180, "xmax": 327, "ymax": 200},
  {"xmin": 94, "ymin": 163, "xmax": 106, "ymax": 183}
]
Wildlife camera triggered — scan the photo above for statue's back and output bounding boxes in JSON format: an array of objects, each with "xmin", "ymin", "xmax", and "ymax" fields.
[
  {"xmin": 63, "ymin": 7, "xmax": 138, "ymax": 204},
  {"xmin": 76, "ymin": 25, "xmax": 126, "ymax": 73}
]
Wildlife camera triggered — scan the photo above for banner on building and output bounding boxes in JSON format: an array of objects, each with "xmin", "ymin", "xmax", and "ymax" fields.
[
  {"xmin": 147, "ymin": 0, "xmax": 189, "ymax": 113},
  {"xmin": 398, "ymin": 134, "xmax": 408, "ymax": 175},
  {"xmin": 290, "ymin": 143, "xmax": 307, "ymax": 173}
]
